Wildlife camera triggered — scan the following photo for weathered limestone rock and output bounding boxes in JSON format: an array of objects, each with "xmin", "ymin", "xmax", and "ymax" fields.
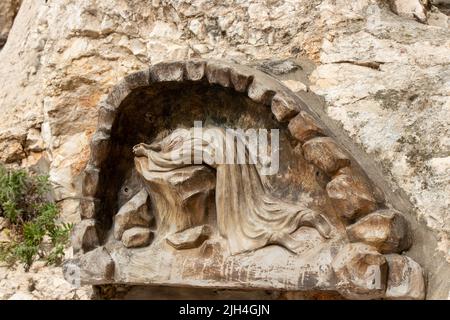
[
  {"xmin": 64, "ymin": 247, "xmax": 114, "ymax": 285},
  {"xmin": 385, "ymin": 254, "xmax": 426, "ymax": 300},
  {"xmin": 327, "ymin": 167, "xmax": 377, "ymax": 222},
  {"xmin": 302, "ymin": 137, "xmax": 350, "ymax": 174},
  {"xmin": 388, "ymin": 0, "xmax": 428, "ymax": 23},
  {"xmin": 113, "ymin": 189, "xmax": 151, "ymax": 240},
  {"xmin": 0, "ymin": 0, "xmax": 22, "ymax": 49},
  {"xmin": 271, "ymin": 93, "xmax": 300, "ymax": 122},
  {"xmin": 122, "ymin": 227, "xmax": 153, "ymax": 248},
  {"xmin": 332, "ymin": 243, "xmax": 388, "ymax": 300},
  {"xmin": 288, "ymin": 111, "xmax": 325, "ymax": 143},
  {"xmin": 347, "ymin": 209, "xmax": 412, "ymax": 253},
  {"xmin": 8, "ymin": 292, "xmax": 34, "ymax": 300},
  {"xmin": 166, "ymin": 225, "xmax": 212, "ymax": 250},
  {"xmin": 71, "ymin": 219, "xmax": 98, "ymax": 253},
  {"xmin": 0, "ymin": 0, "xmax": 448, "ymax": 300}
]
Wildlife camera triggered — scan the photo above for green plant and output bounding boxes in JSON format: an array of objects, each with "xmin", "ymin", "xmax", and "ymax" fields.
[{"xmin": 0, "ymin": 164, "xmax": 72, "ymax": 270}]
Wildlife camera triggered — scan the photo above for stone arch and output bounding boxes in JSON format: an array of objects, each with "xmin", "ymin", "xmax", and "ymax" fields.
[{"xmin": 70, "ymin": 60, "xmax": 425, "ymax": 299}]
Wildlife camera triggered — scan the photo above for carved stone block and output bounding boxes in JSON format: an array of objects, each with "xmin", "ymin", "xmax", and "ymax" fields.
[
  {"xmin": 150, "ymin": 61, "xmax": 185, "ymax": 82},
  {"xmin": 326, "ymin": 167, "xmax": 377, "ymax": 222},
  {"xmin": 332, "ymin": 243, "xmax": 388, "ymax": 300},
  {"xmin": 229, "ymin": 67, "xmax": 254, "ymax": 93},
  {"xmin": 69, "ymin": 60, "xmax": 425, "ymax": 300},
  {"xmin": 89, "ymin": 130, "xmax": 110, "ymax": 167},
  {"xmin": 288, "ymin": 111, "xmax": 325, "ymax": 143},
  {"xmin": 185, "ymin": 60, "xmax": 206, "ymax": 81},
  {"xmin": 385, "ymin": 254, "xmax": 425, "ymax": 300},
  {"xmin": 247, "ymin": 78, "xmax": 276, "ymax": 105},
  {"xmin": 71, "ymin": 219, "xmax": 99, "ymax": 253},
  {"xmin": 122, "ymin": 227, "xmax": 153, "ymax": 248},
  {"xmin": 166, "ymin": 225, "xmax": 211, "ymax": 250},
  {"xmin": 346, "ymin": 209, "xmax": 412, "ymax": 253},
  {"xmin": 82, "ymin": 165, "xmax": 100, "ymax": 198},
  {"xmin": 302, "ymin": 137, "xmax": 350, "ymax": 174},
  {"xmin": 271, "ymin": 92, "xmax": 300, "ymax": 122},
  {"xmin": 64, "ymin": 247, "xmax": 114, "ymax": 285},
  {"xmin": 206, "ymin": 61, "xmax": 231, "ymax": 87},
  {"xmin": 113, "ymin": 189, "xmax": 152, "ymax": 240}
]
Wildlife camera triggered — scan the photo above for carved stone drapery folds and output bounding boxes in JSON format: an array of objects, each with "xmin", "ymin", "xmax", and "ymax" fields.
[{"xmin": 64, "ymin": 60, "xmax": 425, "ymax": 300}]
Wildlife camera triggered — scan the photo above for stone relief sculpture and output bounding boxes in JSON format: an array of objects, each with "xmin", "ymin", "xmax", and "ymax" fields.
[
  {"xmin": 131, "ymin": 127, "xmax": 331, "ymax": 255},
  {"xmin": 65, "ymin": 60, "xmax": 426, "ymax": 300}
]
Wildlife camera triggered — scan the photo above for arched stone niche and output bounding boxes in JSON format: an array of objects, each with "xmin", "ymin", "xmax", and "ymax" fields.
[{"xmin": 64, "ymin": 60, "xmax": 425, "ymax": 300}]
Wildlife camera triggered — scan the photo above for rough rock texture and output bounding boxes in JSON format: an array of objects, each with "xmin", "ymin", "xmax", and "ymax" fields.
[
  {"xmin": 0, "ymin": 0, "xmax": 22, "ymax": 49},
  {"xmin": 166, "ymin": 225, "xmax": 211, "ymax": 250},
  {"xmin": 121, "ymin": 227, "xmax": 153, "ymax": 248},
  {"xmin": 385, "ymin": 254, "xmax": 426, "ymax": 300},
  {"xmin": 346, "ymin": 209, "xmax": 412, "ymax": 253},
  {"xmin": 0, "ymin": 0, "xmax": 448, "ymax": 299},
  {"xmin": 332, "ymin": 243, "xmax": 388, "ymax": 299}
]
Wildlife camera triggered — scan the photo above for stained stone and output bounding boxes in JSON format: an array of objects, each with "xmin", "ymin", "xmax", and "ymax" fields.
[
  {"xmin": 206, "ymin": 61, "xmax": 231, "ymax": 87},
  {"xmin": 326, "ymin": 167, "xmax": 377, "ymax": 222},
  {"xmin": 185, "ymin": 60, "xmax": 206, "ymax": 81},
  {"xmin": 166, "ymin": 225, "xmax": 212, "ymax": 250},
  {"xmin": 71, "ymin": 219, "xmax": 99, "ymax": 253},
  {"xmin": 346, "ymin": 209, "xmax": 412, "ymax": 253},
  {"xmin": 66, "ymin": 247, "xmax": 115, "ymax": 285},
  {"xmin": 288, "ymin": 111, "xmax": 325, "ymax": 142},
  {"xmin": 150, "ymin": 61, "xmax": 184, "ymax": 82},
  {"xmin": 89, "ymin": 130, "xmax": 110, "ymax": 167},
  {"xmin": 113, "ymin": 189, "xmax": 152, "ymax": 240},
  {"xmin": 247, "ymin": 77, "xmax": 276, "ymax": 105},
  {"xmin": 302, "ymin": 137, "xmax": 350, "ymax": 174},
  {"xmin": 122, "ymin": 227, "xmax": 153, "ymax": 248},
  {"xmin": 385, "ymin": 254, "xmax": 425, "ymax": 300},
  {"xmin": 80, "ymin": 198, "xmax": 99, "ymax": 219},
  {"xmin": 332, "ymin": 243, "xmax": 388, "ymax": 300},
  {"xmin": 81, "ymin": 165, "xmax": 100, "ymax": 197}
]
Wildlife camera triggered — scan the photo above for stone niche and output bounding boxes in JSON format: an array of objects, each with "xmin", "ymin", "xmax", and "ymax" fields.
[{"xmin": 64, "ymin": 60, "xmax": 426, "ymax": 300}]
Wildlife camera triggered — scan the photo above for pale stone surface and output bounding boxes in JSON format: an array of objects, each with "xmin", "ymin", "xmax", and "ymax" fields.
[
  {"xmin": 0, "ymin": 0, "xmax": 22, "ymax": 49},
  {"xmin": 122, "ymin": 227, "xmax": 153, "ymax": 248},
  {"xmin": 0, "ymin": 0, "xmax": 448, "ymax": 299},
  {"xmin": 166, "ymin": 225, "xmax": 212, "ymax": 250},
  {"xmin": 0, "ymin": 261, "xmax": 93, "ymax": 300},
  {"xmin": 385, "ymin": 254, "xmax": 426, "ymax": 300}
]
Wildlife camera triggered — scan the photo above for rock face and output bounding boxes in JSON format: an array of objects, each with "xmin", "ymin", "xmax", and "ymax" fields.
[
  {"xmin": 166, "ymin": 225, "xmax": 212, "ymax": 250},
  {"xmin": 332, "ymin": 243, "xmax": 388, "ymax": 299},
  {"xmin": 385, "ymin": 254, "xmax": 426, "ymax": 300},
  {"xmin": 346, "ymin": 209, "xmax": 412, "ymax": 253},
  {"xmin": 0, "ymin": 0, "xmax": 448, "ymax": 299}
]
